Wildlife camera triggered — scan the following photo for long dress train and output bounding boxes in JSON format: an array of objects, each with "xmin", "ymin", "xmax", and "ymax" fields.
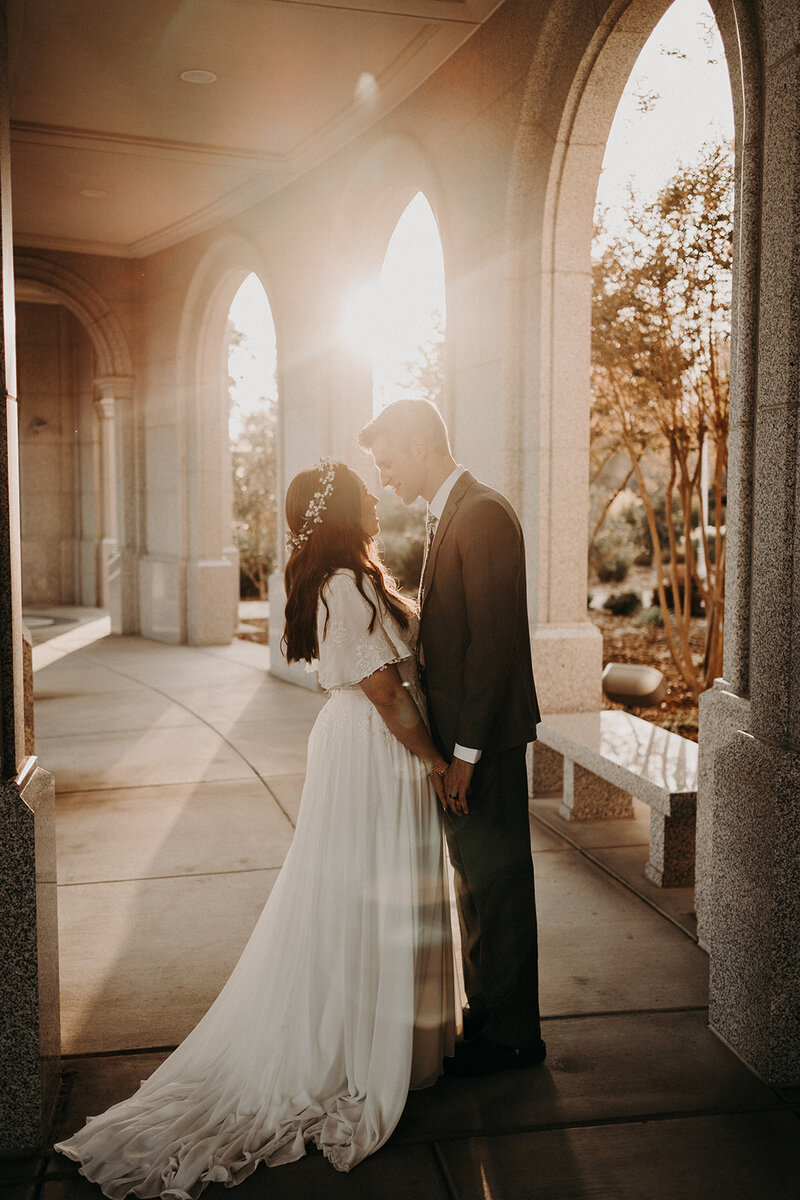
[{"xmin": 55, "ymin": 570, "xmax": 456, "ymax": 1198}]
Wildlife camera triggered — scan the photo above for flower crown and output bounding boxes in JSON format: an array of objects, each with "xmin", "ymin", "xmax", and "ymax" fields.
[{"xmin": 286, "ymin": 457, "xmax": 337, "ymax": 550}]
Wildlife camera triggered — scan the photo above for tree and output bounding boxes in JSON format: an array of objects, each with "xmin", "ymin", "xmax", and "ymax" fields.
[
  {"xmin": 230, "ymin": 404, "xmax": 278, "ymax": 599},
  {"xmin": 591, "ymin": 142, "xmax": 733, "ymax": 696},
  {"xmin": 401, "ymin": 309, "xmax": 444, "ymax": 407}
]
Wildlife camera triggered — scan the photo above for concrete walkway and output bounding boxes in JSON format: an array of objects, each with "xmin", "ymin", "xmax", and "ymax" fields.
[{"xmin": 7, "ymin": 626, "xmax": 800, "ymax": 1198}]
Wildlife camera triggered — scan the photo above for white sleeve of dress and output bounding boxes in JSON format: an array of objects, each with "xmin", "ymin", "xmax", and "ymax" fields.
[{"xmin": 316, "ymin": 571, "xmax": 412, "ymax": 691}]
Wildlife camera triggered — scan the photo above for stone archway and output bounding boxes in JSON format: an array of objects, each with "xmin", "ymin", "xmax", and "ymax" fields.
[
  {"xmin": 14, "ymin": 255, "xmax": 136, "ymax": 632},
  {"xmin": 326, "ymin": 133, "xmax": 451, "ymax": 463},
  {"xmin": 175, "ymin": 234, "xmax": 277, "ymax": 645},
  {"xmin": 506, "ymin": 0, "xmax": 756, "ymax": 726},
  {"xmin": 509, "ymin": 0, "xmax": 781, "ymax": 1077}
]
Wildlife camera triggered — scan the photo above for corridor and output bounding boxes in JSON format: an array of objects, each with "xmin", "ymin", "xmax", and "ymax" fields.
[{"xmin": 7, "ymin": 630, "xmax": 796, "ymax": 1198}]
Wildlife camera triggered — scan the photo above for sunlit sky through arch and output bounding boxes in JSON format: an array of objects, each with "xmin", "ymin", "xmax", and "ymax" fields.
[
  {"xmin": 227, "ymin": 0, "xmax": 734, "ymax": 428},
  {"xmin": 340, "ymin": 191, "xmax": 446, "ymax": 414},
  {"xmin": 594, "ymin": 0, "xmax": 734, "ymax": 250},
  {"xmin": 227, "ymin": 272, "xmax": 277, "ymax": 441}
]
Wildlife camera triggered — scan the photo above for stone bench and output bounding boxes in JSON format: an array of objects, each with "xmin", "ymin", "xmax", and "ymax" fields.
[{"xmin": 532, "ymin": 710, "xmax": 698, "ymax": 888}]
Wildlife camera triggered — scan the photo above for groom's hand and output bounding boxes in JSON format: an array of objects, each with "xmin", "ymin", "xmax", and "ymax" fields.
[{"xmin": 444, "ymin": 758, "xmax": 473, "ymax": 815}]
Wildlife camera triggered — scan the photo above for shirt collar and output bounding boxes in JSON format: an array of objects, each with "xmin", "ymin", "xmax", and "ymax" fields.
[{"xmin": 428, "ymin": 465, "xmax": 465, "ymax": 522}]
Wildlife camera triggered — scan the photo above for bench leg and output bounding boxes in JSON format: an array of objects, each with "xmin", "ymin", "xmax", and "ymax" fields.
[
  {"xmin": 644, "ymin": 804, "xmax": 696, "ymax": 887},
  {"xmin": 558, "ymin": 761, "xmax": 634, "ymax": 821},
  {"xmin": 532, "ymin": 743, "xmax": 563, "ymax": 795}
]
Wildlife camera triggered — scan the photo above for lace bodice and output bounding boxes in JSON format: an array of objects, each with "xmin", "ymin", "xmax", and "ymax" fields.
[{"xmin": 315, "ymin": 570, "xmax": 416, "ymax": 693}]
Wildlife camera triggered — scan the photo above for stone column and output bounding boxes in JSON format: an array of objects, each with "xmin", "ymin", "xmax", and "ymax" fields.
[
  {"xmin": 95, "ymin": 374, "xmax": 137, "ymax": 634},
  {"xmin": 692, "ymin": 0, "xmax": 759, "ymax": 953},
  {"xmin": 0, "ymin": 7, "xmax": 60, "ymax": 1153},
  {"xmin": 706, "ymin": 8, "xmax": 800, "ymax": 1086},
  {"xmin": 93, "ymin": 393, "xmax": 118, "ymax": 610}
]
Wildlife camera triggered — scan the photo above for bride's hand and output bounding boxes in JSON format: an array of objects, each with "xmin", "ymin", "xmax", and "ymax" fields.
[{"xmin": 427, "ymin": 762, "xmax": 449, "ymax": 810}]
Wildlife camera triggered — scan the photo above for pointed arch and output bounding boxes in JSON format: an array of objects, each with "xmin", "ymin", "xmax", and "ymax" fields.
[
  {"xmin": 175, "ymin": 234, "xmax": 279, "ymax": 644},
  {"xmin": 504, "ymin": 0, "xmax": 760, "ymax": 709},
  {"xmin": 370, "ymin": 190, "xmax": 446, "ymax": 416}
]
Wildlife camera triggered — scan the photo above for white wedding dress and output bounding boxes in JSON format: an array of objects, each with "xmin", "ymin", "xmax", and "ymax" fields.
[{"xmin": 56, "ymin": 570, "xmax": 457, "ymax": 1198}]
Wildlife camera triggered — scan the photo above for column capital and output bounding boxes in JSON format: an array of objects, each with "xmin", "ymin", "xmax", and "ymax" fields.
[
  {"xmin": 94, "ymin": 395, "xmax": 115, "ymax": 421},
  {"xmin": 95, "ymin": 374, "xmax": 134, "ymax": 402}
]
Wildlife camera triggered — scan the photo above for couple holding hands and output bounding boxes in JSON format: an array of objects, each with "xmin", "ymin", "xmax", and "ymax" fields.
[{"xmin": 57, "ymin": 399, "xmax": 544, "ymax": 1199}]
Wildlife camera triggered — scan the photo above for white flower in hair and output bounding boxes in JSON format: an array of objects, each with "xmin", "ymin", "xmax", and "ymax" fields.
[{"xmin": 286, "ymin": 458, "xmax": 337, "ymax": 550}]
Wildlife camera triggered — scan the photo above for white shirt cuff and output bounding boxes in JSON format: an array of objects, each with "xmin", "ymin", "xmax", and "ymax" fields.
[{"xmin": 453, "ymin": 743, "xmax": 482, "ymax": 764}]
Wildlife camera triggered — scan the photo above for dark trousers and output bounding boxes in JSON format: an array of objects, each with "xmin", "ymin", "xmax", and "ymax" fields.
[{"xmin": 444, "ymin": 744, "xmax": 542, "ymax": 1048}]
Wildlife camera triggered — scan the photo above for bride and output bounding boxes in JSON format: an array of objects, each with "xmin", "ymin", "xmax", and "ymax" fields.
[{"xmin": 56, "ymin": 459, "xmax": 457, "ymax": 1198}]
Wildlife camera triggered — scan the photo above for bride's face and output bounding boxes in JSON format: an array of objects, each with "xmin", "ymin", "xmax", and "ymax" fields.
[{"xmin": 360, "ymin": 480, "xmax": 380, "ymax": 538}]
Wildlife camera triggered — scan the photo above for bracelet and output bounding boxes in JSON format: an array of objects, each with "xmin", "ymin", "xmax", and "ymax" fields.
[{"xmin": 427, "ymin": 760, "xmax": 449, "ymax": 777}]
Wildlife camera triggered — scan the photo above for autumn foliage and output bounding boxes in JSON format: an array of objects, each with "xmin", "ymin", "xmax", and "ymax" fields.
[{"xmin": 591, "ymin": 143, "xmax": 734, "ymax": 697}]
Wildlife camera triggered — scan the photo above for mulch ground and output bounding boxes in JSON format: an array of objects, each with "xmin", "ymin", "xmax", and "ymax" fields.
[{"xmin": 589, "ymin": 610, "xmax": 702, "ymax": 742}]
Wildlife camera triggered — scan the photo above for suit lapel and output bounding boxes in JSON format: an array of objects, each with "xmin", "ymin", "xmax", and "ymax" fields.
[{"xmin": 420, "ymin": 471, "xmax": 475, "ymax": 606}]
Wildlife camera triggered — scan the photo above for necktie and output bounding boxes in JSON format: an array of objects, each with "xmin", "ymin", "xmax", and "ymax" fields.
[{"xmin": 419, "ymin": 512, "xmax": 437, "ymax": 608}]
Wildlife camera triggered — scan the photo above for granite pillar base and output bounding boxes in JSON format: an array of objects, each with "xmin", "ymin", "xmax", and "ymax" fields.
[
  {"xmin": 696, "ymin": 682, "xmax": 751, "ymax": 951},
  {"xmin": 644, "ymin": 798, "xmax": 696, "ymax": 888},
  {"xmin": 559, "ymin": 760, "xmax": 634, "ymax": 821},
  {"xmin": 0, "ymin": 759, "xmax": 60, "ymax": 1154},
  {"xmin": 531, "ymin": 623, "xmax": 603, "ymax": 713},
  {"xmin": 139, "ymin": 555, "xmax": 184, "ymax": 644},
  {"xmin": 109, "ymin": 547, "xmax": 139, "ymax": 636},
  {"xmin": 709, "ymin": 731, "xmax": 800, "ymax": 1085},
  {"xmin": 531, "ymin": 741, "xmax": 563, "ymax": 795},
  {"xmin": 187, "ymin": 557, "xmax": 237, "ymax": 646}
]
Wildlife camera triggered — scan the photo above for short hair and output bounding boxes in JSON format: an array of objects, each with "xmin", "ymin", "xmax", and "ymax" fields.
[{"xmin": 359, "ymin": 399, "xmax": 451, "ymax": 456}]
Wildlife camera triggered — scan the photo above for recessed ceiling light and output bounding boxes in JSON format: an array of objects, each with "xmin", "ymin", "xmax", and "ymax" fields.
[
  {"xmin": 79, "ymin": 188, "xmax": 106, "ymax": 198},
  {"xmin": 180, "ymin": 69, "xmax": 217, "ymax": 84}
]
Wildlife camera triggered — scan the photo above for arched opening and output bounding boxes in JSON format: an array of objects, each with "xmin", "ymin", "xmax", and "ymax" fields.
[
  {"xmin": 520, "ymin": 0, "xmax": 744, "ymax": 721},
  {"xmin": 172, "ymin": 237, "xmax": 276, "ymax": 647},
  {"xmin": 17, "ymin": 300, "xmax": 102, "ymax": 611},
  {"xmin": 373, "ymin": 191, "xmax": 446, "ymax": 416},
  {"xmin": 14, "ymin": 261, "xmax": 135, "ymax": 640},
  {"xmin": 340, "ymin": 191, "xmax": 446, "ymax": 590},
  {"xmin": 589, "ymin": 0, "xmax": 735, "ymax": 738},
  {"xmin": 227, "ymin": 274, "xmax": 279, "ymax": 641},
  {"xmin": 339, "ymin": 191, "xmax": 446, "ymax": 417}
]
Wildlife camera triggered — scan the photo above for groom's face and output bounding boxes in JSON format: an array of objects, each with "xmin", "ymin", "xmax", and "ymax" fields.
[{"xmin": 369, "ymin": 433, "xmax": 425, "ymax": 506}]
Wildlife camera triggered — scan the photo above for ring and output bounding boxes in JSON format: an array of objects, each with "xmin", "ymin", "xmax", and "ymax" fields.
[{"xmin": 448, "ymin": 792, "xmax": 458, "ymax": 799}]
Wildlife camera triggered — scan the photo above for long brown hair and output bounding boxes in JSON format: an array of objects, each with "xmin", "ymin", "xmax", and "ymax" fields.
[{"xmin": 283, "ymin": 461, "xmax": 414, "ymax": 664}]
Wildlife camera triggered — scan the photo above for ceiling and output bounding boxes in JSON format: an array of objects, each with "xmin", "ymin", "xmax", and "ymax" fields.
[{"xmin": 8, "ymin": 0, "xmax": 502, "ymax": 259}]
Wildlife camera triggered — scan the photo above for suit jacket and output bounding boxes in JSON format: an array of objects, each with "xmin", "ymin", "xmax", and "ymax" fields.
[{"xmin": 418, "ymin": 471, "xmax": 540, "ymax": 757}]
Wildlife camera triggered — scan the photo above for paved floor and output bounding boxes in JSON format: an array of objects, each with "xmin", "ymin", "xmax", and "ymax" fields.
[{"xmin": 5, "ymin": 621, "xmax": 800, "ymax": 1198}]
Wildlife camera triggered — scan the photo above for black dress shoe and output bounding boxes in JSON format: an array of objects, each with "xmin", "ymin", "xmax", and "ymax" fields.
[
  {"xmin": 444, "ymin": 1032, "xmax": 546, "ymax": 1078},
  {"xmin": 461, "ymin": 1006, "xmax": 488, "ymax": 1041}
]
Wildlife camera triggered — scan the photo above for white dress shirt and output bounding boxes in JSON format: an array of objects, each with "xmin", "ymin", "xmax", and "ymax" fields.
[{"xmin": 425, "ymin": 466, "xmax": 482, "ymax": 766}]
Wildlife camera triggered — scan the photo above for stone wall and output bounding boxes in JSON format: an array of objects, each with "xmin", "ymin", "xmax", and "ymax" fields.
[{"xmin": 17, "ymin": 302, "xmax": 97, "ymax": 607}]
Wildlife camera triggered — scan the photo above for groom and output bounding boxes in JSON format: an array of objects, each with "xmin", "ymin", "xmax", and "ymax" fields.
[{"xmin": 359, "ymin": 399, "xmax": 545, "ymax": 1077}]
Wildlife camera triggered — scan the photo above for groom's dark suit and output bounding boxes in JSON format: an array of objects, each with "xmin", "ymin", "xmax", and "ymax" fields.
[{"xmin": 419, "ymin": 470, "xmax": 543, "ymax": 1048}]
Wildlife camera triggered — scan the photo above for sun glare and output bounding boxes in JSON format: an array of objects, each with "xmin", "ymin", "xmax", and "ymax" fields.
[
  {"xmin": 338, "ymin": 192, "xmax": 446, "ymax": 413},
  {"xmin": 339, "ymin": 280, "xmax": 381, "ymax": 362}
]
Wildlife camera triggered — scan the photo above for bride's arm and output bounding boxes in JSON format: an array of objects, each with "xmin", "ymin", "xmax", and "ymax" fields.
[{"xmin": 359, "ymin": 665, "xmax": 450, "ymax": 808}]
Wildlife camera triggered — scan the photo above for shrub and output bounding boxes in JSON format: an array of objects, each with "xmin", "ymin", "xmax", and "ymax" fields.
[
  {"xmin": 589, "ymin": 521, "xmax": 634, "ymax": 583},
  {"xmin": 635, "ymin": 606, "xmax": 665, "ymax": 628},
  {"xmin": 376, "ymin": 495, "xmax": 425, "ymax": 592},
  {"xmin": 603, "ymin": 590, "xmax": 641, "ymax": 617},
  {"xmin": 662, "ymin": 571, "xmax": 705, "ymax": 617}
]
